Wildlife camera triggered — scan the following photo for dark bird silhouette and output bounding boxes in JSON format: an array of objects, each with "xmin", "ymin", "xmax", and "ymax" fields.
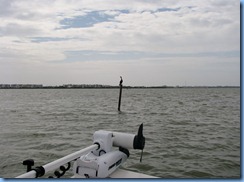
[{"xmin": 119, "ymin": 76, "xmax": 123, "ymax": 86}]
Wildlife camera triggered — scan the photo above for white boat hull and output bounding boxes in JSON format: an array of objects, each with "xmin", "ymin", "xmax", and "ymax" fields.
[{"xmin": 72, "ymin": 168, "xmax": 157, "ymax": 178}]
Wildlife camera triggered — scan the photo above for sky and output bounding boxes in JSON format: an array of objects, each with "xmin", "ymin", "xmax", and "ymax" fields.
[{"xmin": 0, "ymin": 0, "xmax": 240, "ymax": 86}]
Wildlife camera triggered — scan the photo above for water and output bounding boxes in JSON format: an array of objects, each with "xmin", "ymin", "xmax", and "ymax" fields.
[{"xmin": 0, "ymin": 88, "xmax": 240, "ymax": 178}]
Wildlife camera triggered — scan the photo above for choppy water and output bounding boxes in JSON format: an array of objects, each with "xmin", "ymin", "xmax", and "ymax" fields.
[{"xmin": 0, "ymin": 88, "xmax": 240, "ymax": 178}]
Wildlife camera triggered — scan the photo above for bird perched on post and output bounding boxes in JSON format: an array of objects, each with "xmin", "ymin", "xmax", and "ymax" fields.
[{"xmin": 119, "ymin": 76, "xmax": 123, "ymax": 86}]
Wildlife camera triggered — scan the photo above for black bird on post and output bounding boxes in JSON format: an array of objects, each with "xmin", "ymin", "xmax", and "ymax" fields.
[
  {"xmin": 118, "ymin": 76, "xmax": 123, "ymax": 111},
  {"xmin": 119, "ymin": 76, "xmax": 123, "ymax": 86}
]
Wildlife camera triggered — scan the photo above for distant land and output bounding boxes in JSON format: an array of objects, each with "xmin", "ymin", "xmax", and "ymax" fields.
[{"xmin": 0, "ymin": 84, "xmax": 240, "ymax": 89}]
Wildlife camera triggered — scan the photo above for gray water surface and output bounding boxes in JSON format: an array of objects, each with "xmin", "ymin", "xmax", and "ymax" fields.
[{"xmin": 0, "ymin": 88, "xmax": 240, "ymax": 178}]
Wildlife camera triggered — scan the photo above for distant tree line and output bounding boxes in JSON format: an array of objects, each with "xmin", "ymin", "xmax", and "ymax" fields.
[{"xmin": 0, "ymin": 84, "xmax": 239, "ymax": 89}]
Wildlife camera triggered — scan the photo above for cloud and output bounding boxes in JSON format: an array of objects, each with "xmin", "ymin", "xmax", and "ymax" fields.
[
  {"xmin": 0, "ymin": 0, "xmax": 240, "ymax": 86},
  {"xmin": 0, "ymin": 0, "xmax": 239, "ymax": 52}
]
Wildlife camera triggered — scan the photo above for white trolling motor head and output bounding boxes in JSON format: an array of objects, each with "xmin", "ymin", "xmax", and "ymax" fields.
[{"xmin": 73, "ymin": 123, "xmax": 145, "ymax": 178}]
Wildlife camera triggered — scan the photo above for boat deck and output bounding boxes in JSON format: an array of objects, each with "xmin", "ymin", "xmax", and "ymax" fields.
[{"xmin": 72, "ymin": 169, "xmax": 158, "ymax": 178}]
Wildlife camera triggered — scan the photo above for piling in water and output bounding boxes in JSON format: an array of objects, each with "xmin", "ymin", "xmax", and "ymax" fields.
[{"xmin": 118, "ymin": 76, "xmax": 123, "ymax": 111}]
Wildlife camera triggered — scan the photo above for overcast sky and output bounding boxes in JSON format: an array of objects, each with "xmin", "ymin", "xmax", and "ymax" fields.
[{"xmin": 0, "ymin": 0, "xmax": 240, "ymax": 86}]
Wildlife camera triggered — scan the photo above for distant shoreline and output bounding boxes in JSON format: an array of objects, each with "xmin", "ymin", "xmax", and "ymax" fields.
[{"xmin": 0, "ymin": 84, "xmax": 240, "ymax": 89}]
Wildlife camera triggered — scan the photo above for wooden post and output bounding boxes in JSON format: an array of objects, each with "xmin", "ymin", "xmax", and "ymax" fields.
[{"xmin": 118, "ymin": 76, "xmax": 123, "ymax": 111}]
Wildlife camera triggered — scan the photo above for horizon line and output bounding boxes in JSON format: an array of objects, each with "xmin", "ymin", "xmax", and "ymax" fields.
[{"xmin": 0, "ymin": 83, "xmax": 240, "ymax": 89}]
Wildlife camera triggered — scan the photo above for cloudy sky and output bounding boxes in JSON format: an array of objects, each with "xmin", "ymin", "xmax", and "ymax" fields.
[{"xmin": 0, "ymin": 0, "xmax": 240, "ymax": 86}]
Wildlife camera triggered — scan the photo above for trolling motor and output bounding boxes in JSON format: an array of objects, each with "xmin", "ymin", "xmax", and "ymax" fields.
[
  {"xmin": 73, "ymin": 123, "xmax": 145, "ymax": 178},
  {"xmin": 17, "ymin": 123, "xmax": 145, "ymax": 178}
]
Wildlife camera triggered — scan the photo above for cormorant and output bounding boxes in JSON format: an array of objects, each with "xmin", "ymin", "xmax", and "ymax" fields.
[{"xmin": 119, "ymin": 76, "xmax": 123, "ymax": 86}]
